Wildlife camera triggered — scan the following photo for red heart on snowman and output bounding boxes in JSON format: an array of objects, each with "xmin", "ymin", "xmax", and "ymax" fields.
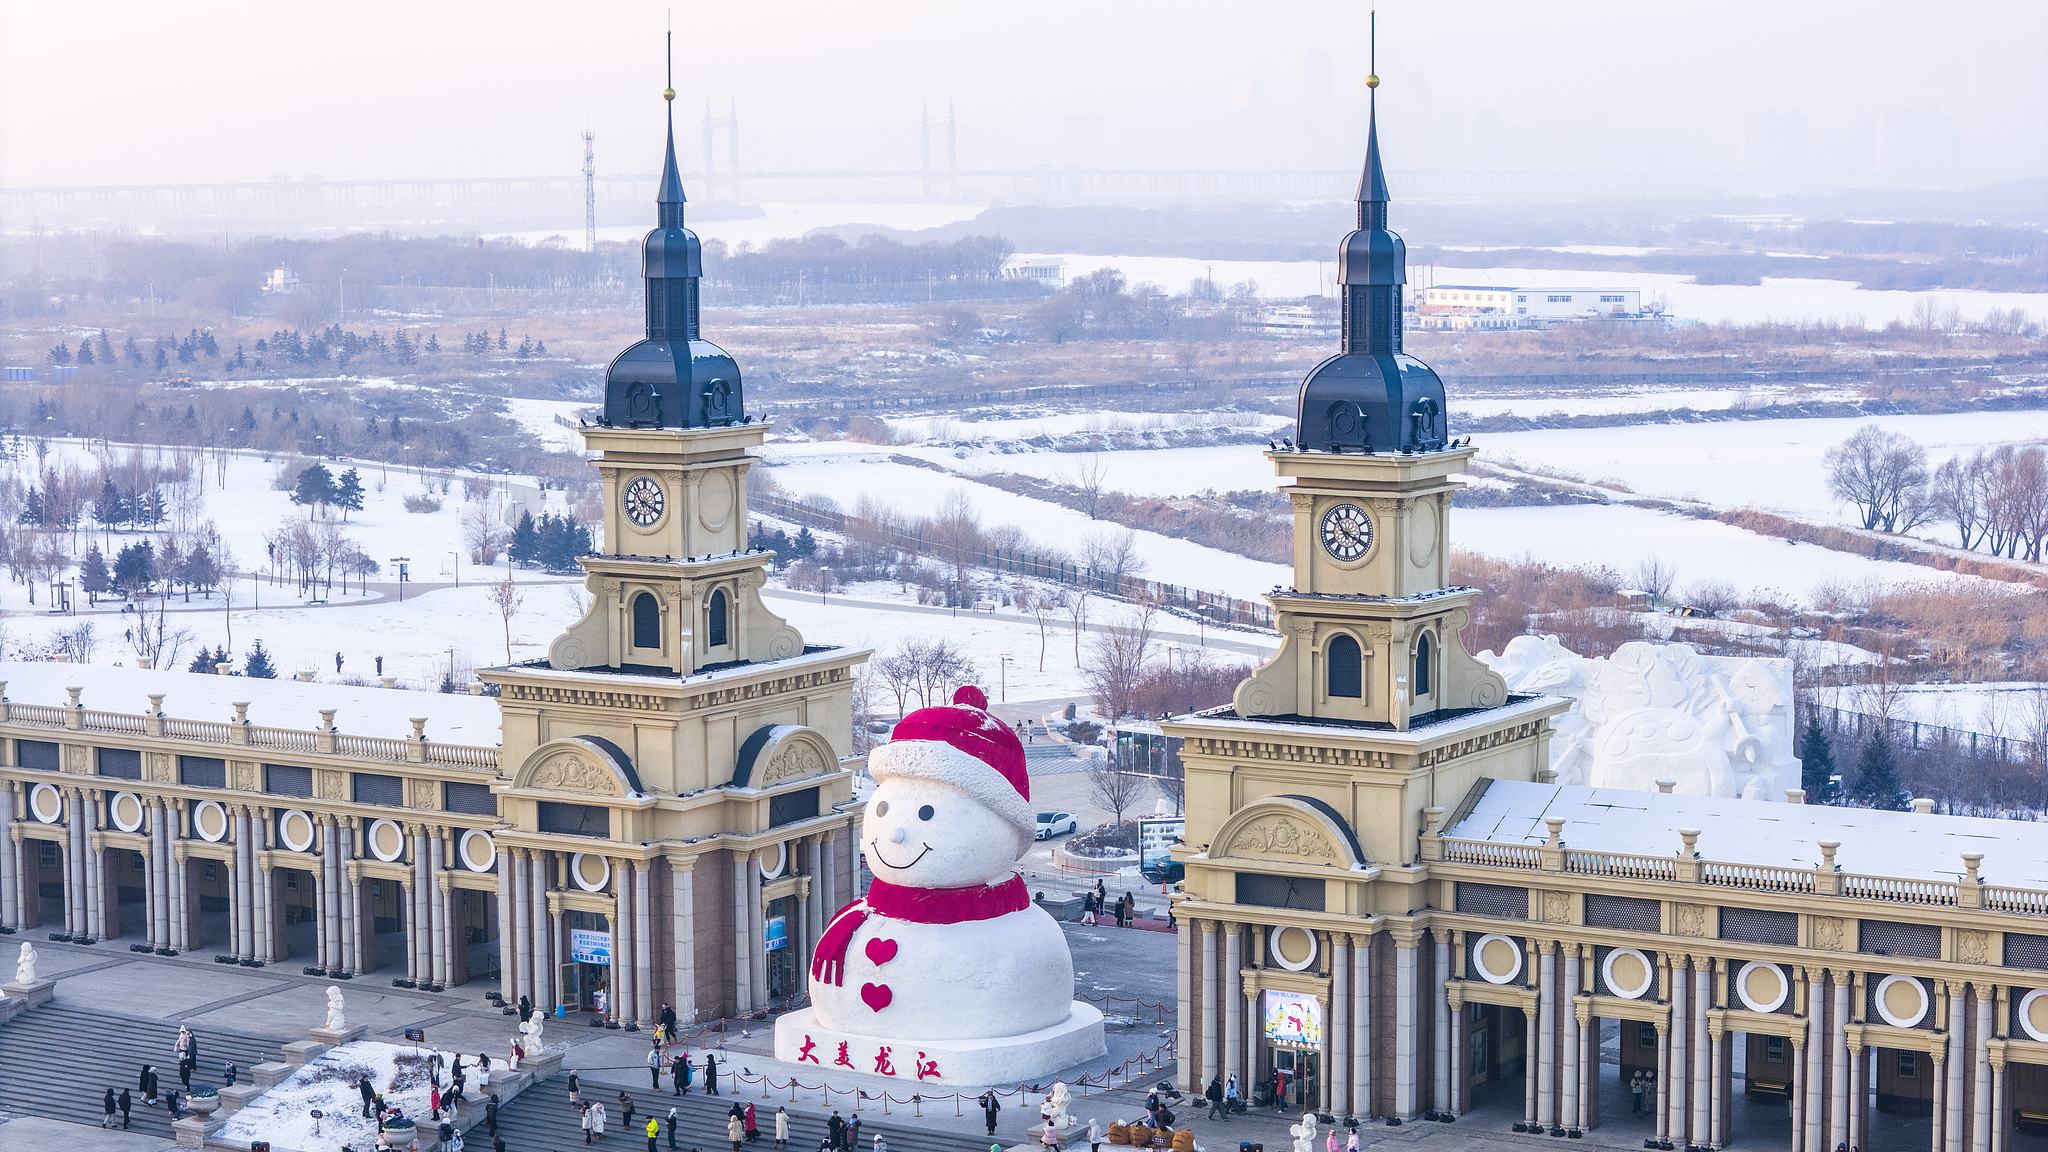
[
  {"xmin": 864, "ymin": 938, "xmax": 898, "ymax": 966},
  {"xmin": 860, "ymin": 982, "xmax": 893, "ymax": 1012}
]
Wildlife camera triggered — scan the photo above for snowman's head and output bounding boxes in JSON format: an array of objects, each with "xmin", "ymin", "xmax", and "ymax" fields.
[
  {"xmin": 863, "ymin": 775, "xmax": 1028, "ymax": 888},
  {"xmin": 864, "ymin": 685, "xmax": 1033, "ymax": 889}
]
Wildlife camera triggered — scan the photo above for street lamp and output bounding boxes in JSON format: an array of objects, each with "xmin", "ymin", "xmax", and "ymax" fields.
[
  {"xmin": 391, "ymin": 556, "xmax": 411, "ymax": 603},
  {"xmin": 447, "ymin": 550, "xmax": 460, "ymax": 588},
  {"xmin": 998, "ymin": 653, "xmax": 1013, "ymax": 703}
]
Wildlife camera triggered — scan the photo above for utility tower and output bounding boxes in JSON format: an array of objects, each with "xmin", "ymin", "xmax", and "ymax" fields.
[{"xmin": 581, "ymin": 129, "xmax": 597, "ymax": 251}]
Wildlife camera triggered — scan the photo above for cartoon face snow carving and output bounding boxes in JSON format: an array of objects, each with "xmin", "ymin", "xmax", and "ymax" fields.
[{"xmin": 863, "ymin": 776, "xmax": 1028, "ymax": 889}]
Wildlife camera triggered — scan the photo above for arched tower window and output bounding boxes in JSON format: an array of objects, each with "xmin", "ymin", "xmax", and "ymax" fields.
[
  {"xmin": 632, "ymin": 592, "xmax": 661, "ymax": 651},
  {"xmin": 1415, "ymin": 633, "xmax": 1434, "ymax": 696},
  {"xmin": 707, "ymin": 588, "xmax": 729, "ymax": 648},
  {"xmin": 1327, "ymin": 634, "xmax": 1362, "ymax": 699}
]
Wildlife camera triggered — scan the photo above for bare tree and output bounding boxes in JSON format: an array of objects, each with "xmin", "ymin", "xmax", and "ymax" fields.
[
  {"xmin": 1019, "ymin": 584, "xmax": 1055, "ymax": 671},
  {"xmin": 1824, "ymin": 425, "xmax": 1930, "ymax": 532},
  {"xmin": 908, "ymin": 637, "xmax": 977, "ymax": 708},
  {"xmin": 1630, "ymin": 556, "xmax": 1678, "ymax": 602},
  {"xmin": 1084, "ymin": 600, "xmax": 1158, "ymax": 722},
  {"xmin": 926, "ymin": 489, "xmax": 981, "ymax": 604},
  {"xmin": 874, "ymin": 646, "xmax": 918, "ymax": 718},
  {"xmin": 1087, "ymin": 755, "xmax": 1143, "ymax": 828},
  {"xmin": 464, "ymin": 498, "xmax": 506, "ymax": 566},
  {"xmin": 1681, "ymin": 579, "xmax": 1740, "ymax": 617},
  {"xmin": 1062, "ymin": 454, "xmax": 1110, "ymax": 520},
  {"xmin": 1928, "ymin": 452, "xmax": 1988, "ymax": 550},
  {"xmin": 487, "ymin": 575, "xmax": 524, "ymax": 663},
  {"xmin": 1065, "ymin": 591, "xmax": 1089, "ymax": 665},
  {"xmin": 1083, "ymin": 526, "xmax": 1148, "ymax": 587}
]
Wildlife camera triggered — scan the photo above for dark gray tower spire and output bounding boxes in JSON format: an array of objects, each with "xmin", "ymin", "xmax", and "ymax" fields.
[{"xmin": 1292, "ymin": 10, "xmax": 1447, "ymax": 454}]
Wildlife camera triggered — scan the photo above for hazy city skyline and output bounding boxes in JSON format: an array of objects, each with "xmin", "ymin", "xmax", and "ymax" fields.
[{"xmin": 3, "ymin": 0, "xmax": 2044, "ymax": 196}]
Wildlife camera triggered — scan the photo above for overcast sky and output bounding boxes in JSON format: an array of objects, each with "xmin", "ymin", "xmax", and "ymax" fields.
[{"xmin": 4, "ymin": 0, "xmax": 2043, "ymax": 191}]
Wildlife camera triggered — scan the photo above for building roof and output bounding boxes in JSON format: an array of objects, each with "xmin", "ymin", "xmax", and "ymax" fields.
[
  {"xmin": 0, "ymin": 660, "xmax": 502, "ymax": 745},
  {"xmin": 1445, "ymin": 779, "xmax": 2048, "ymax": 889}
]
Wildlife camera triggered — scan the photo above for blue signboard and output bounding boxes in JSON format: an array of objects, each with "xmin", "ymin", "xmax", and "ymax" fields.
[
  {"xmin": 764, "ymin": 916, "xmax": 787, "ymax": 953},
  {"xmin": 570, "ymin": 928, "xmax": 612, "ymax": 965}
]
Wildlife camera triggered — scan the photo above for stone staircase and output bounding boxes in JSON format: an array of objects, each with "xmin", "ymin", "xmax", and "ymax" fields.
[
  {"xmin": 492, "ymin": 1070, "xmax": 1013, "ymax": 1152},
  {"xmin": 0, "ymin": 1001, "xmax": 285, "ymax": 1140}
]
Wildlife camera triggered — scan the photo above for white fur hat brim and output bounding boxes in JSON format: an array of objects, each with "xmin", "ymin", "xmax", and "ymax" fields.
[{"xmin": 869, "ymin": 739, "xmax": 1036, "ymax": 839}]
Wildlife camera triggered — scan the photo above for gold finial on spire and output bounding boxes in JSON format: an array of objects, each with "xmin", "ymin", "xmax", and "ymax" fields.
[
  {"xmin": 1368, "ymin": 9, "xmax": 1379, "ymax": 89},
  {"xmin": 1366, "ymin": 75, "xmax": 1379, "ymax": 89},
  {"xmin": 663, "ymin": 15, "xmax": 675, "ymax": 101}
]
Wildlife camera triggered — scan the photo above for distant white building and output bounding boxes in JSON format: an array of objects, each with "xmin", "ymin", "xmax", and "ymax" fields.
[
  {"xmin": 1417, "ymin": 283, "xmax": 1648, "ymax": 328},
  {"xmin": 263, "ymin": 267, "xmax": 299, "ymax": 293},
  {"xmin": 1000, "ymin": 257, "xmax": 1064, "ymax": 287}
]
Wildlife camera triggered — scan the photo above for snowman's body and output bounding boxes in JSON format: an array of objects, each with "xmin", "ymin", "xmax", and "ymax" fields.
[
  {"xmin": 809, "ymin": 902, "xmax": 1072, "ymax": 1039},
  {"xmin": 775, "ymin": 714, "xmax": 1105, "ymax": 1083}
]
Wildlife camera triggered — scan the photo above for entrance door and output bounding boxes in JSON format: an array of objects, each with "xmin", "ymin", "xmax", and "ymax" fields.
[
  {"xmin": 1269, "ymin": 1049, "xmax": 1319, "ymax": 1111},
  {"xmin": 560, "ymin": 963, "xmax": 584, "ymax": 1015},
  {"xmin": 115, "ymin": 848, "xmax": 147, "ymax": 940},
  {"xmin": 766, "ymin": 896, "xmax": 795, "ymax": 1001}
]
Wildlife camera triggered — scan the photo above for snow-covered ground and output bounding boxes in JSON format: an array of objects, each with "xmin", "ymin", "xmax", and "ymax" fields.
[
  {"xmin": 1815, "ymin": 681, "xmax": 2048, "ymax": 733},
  {"xmin": 216, "ymin": 1041, "xmax": 507, "ymax": 1151}
]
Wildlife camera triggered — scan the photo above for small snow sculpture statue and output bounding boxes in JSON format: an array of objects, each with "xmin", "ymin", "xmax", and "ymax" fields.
[
  {"xmin": 1044, "ymin": 1082, "xmax": 1072, "ymax": 1130},
  {"xmin": 1289, "ymin": 1113, "xmax": 1317, "ymax": 1152},
  {"xmin": 324, "ymin": 985, "xmax": 346, "ymax": 1031},
  {"xmin": 14, "ymin": 941, "xmax": 35, "ymax": 984},
  {"xmin": 521, "ymin": 1012, "xmax": 545, "ymax": 1054}
]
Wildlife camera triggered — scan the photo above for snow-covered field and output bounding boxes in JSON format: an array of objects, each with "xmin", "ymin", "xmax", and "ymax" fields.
[
  {"xmin": 216, "ymin": 1041, "xmax": 506, "ymax": 1151},
  {"xmin": 1815, "ymin": 681, "xmax": 2048, "ymax": 734}
]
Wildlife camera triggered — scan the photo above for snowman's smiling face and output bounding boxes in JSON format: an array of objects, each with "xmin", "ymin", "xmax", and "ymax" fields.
[{"xmin": 863, "ymin": 776, "xmax": 1026, "ymax": 889}]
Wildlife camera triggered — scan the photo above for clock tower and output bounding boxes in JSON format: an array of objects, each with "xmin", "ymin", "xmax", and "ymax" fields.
[
  {"xmin": 545, "ymin": 86, "xmax": 801, "ymax": 676},
  {"xmin": 1229, "ymin": 73, "xmax": 1505, "ymax": 732}
]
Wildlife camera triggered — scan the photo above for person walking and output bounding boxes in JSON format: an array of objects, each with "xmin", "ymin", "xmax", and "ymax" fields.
[
  {"xmin": 620, "ymin": 1090, "xmax": 636, "ymax": 1133},
  {"xmin": 1040, "ymin": 1123, "xmax": 1058, "ymax": 1152},
  {"xmin": 1205, "ymin": 1076, "xmax": 1224, "ymax": 1121},
  {"xmin": 1630, "ymin": 1071, "xmax": 1644, "ymax": 1113},
  {"xmin": 103, "ymin": 1088, "xmax": 118, "ymax": 1129},
  {"xmin": 592, "ymin": 1099, "xmax": 608, "ymax": 1141},
  {"xmin": 1079, "ymin": 890, "xmax": 1097, "ymax": 926},
  {"xmin": 583, "ymin": 1102, "xmax": 597, "ymax": 1145},
  {"xmin": 478, "ymin": 1054, "xmax": 491, "ymax": 1093},
  {"xmin": 1346, "ymin": 1132, "xmax": 1360, "ymax": 1152},
  {"xmin": 141, "ymin": 1065, "xmax": 159, "ymax": 1107},
  {"xmin": 164, "ymin": 1088, "xmax": 181, "ymax": 1121},
  {"xmin": 1225, "ymin": 1074, "xmax": 1240, "ymax": 1114},
  {"xmin": 703, "ymin": 1052, "xmax": 719, "ymax": 1096},
  {"xmin": 668, "ymin": 1106, "xmax": 682, "ymax": 1151},
  {"xmin": 673, "ymin": 1052, "xmax": 690, "ymax": 1096},
  {"xmin": 979, "ymin": 1091, "xmax": 1000, "ymax": 1137},
  {"xmin": 827, "ymin": 1110, "xmax": 846, "ymax": 1151},
  {"xmin": 569, "ymin": 1071, "xmax": 583, "ymax": 1111},
  {"xmin": 846, "ymin": 1112, "xmax": 861, "ymax": 1152},
  {"xmin": 486, "ymin": 1095, "xmax": 501, "ymax": 1137},
  {"xmin": 745, "ymin": 1102, "xmax": 760, "ymax": 1143},
  {"xmin": 650, "ymin": 1043, "xmax": 665, "ymax": 1089},
  {"xmin": 660, "ymin": 1002, "xmax": 678, "ymax": 1040},
  {"xmin": 1086, "ymin": 1120, "xmax": 1100, "ymax": 1152},
  {"xmin": 775, "ymin": 1105, "xmax": 790, "ymax": 1149},
  {"xmin": 118, "ymin": 1088, "xmax": 132, "ymax": 1130},
  {"xmin": 728, "ymin": 1110, "xmax": 745, "ymax": 1152},
  {"xmin": 646, "ymin": 1115, "xmax": 661, "ymax": 1152},
  {"xmin": 358, "ymin": 1072, "xmax": 376, "ymax": 1118}
]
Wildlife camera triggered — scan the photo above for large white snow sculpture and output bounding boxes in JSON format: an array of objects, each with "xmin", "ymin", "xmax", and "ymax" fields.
[
  {"xmin": 774, "ymin": 686, "xmax": 1105, "ymax": 1085},
  {"xmin": 1480, "ymin": 636, "xmax": 1799, "ymax": 801}
]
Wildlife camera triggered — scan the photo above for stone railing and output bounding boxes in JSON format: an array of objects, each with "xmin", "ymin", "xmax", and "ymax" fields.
[
  {"xmin": 0, "ymin": 682, "xmax": 500, "ymax": 773},
  {"xmin": 1419, "ymin": 809, "xmax": 2035, "ymax": 917}
]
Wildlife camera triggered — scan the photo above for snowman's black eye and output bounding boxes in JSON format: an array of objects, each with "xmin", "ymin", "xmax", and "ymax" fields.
[
  {"xmin": 874, "ymin": 801, "xmax": 889, "ymax": 817},
  {"xmin": 917, "ymin": 804, "xmax": 935, "ymax": 821}
]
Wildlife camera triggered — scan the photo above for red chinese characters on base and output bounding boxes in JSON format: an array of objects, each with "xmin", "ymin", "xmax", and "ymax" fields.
[
  {"xmin": 797, "ymin": 1037, "xmax": 820, "ymax": 1065},
  {"xmin": 833, "ymin": 1042, "xmax": 854, "ymax": 1069},
  {"xmin": 915, "ymin": 1052, "xmax": 940, "ymax": 1080},
  {"xmin": 873, "ymin": 1046, "xmax": 896, "ymax": 1077},
  {"xmin": 793, "ymin": 1034, "xmax": 941, "ymax": 1080}
]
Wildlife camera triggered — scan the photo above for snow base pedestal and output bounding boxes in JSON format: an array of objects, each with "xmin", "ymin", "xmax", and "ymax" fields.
[
  {"xmin": 171, "ymin": 1111, "xmax": 223, "ymax": 1149},
  {"xmin": 310, "ymin": 1022, "xmax": 369, "ymax": 1046},
  {"xmin": 0, "ymin": 977, "xmax": 55, "ymax": 1009},
  {"xmin": 774, "ymin": 1002, "xmax": 1105, "ymax": 1086}
]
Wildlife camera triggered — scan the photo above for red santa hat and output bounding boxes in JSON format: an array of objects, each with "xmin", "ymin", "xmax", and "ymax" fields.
[{"xmin": 869, "ymin": 685, "xmax": 1033, "ymax": 838}]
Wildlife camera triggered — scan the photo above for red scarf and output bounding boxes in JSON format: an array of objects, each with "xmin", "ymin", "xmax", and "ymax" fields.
[{"xmin": 810, "ymin": 875, "xmax": 1030, "ymax": 987}]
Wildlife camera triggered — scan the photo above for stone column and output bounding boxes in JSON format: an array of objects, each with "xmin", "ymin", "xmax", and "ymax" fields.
[
  {"xmin": 612, "ymin": 859, "xmax": 633, "ymax": 1023},
  {"xmin": 634, "ymin": 861, "xmax": 654, "ymax": 1024},
  {"xmin": 1332, "ymin": 934, "xmax": 1350, "ymax": 1116},
  {"xmin": 495, "ymin": 844, "xmax": 515, "ymax": 997},
  {"xmin": 1804, "ymin": 971, "xmax": 1825, "ymax": 1152},
  {"xmin": 257, "ymin": 858, "xmax": 275, "ymax": 963},
  {"xmin": 1395, "ymin": 932, "xmax": 1419, "ymax": 1119},
  {"xmin": 674, "ymin": 858, "xmax": 696, "ymax": 1023},
  {"xmin": 1973, "ymin": 986, "xmax": 1994, "ymax": 1152},
  {"xmin": 548, "ymin": 900, "xmax": 564, "ymax": 1012},
  {"xmin": 0, "ymin": 787, "xmax": 15, "ymax": 929},
  {"xmin": 1447, "ymin": 987, "xmax": 1463, "ymax": 1118},
  {"xmin": 1537, "ymin": 942, "xmax": 1557, "ymax": 1129},
  {"xmin": 732, "ymin": 850, "xmax": 752, "ymax": 1013},
  {"xmin": 1200, "ymin": 922, "xmax": 1220, "ymax": 1084},
  {"xmin": 1433, "ymin": 930, "xmax": 1452, "ymax": 1114},
  {"xmin": 1934, "ymin": 1048, "xmax": 1949, "ymax": 1152},
  {"xmin": 747, "ymin": 851, "xmax": 767, "ymax": 1009},
  {"xmin": 819, "ymin": 831, "xmax": 837, "ymax": 917},
  {"xmin": 1789, "ymin": 1033, "xmax": 1805, "ymax": 1152},
  {"xmin": 1989, "ymin": 1055, "xmax": 2006, "ymax": 1152},
  {"xmin": 1830, "ymin": 973, "xmax": 1851, "ymax": 1147},
  {"xmin": 1225, "ymin": 926, "xmax": 1244, "ymax": 1084},
  {"xmin": 410, "ymin": 828, "xmax": 429, "ymax": 981},
  {"xmin": 1654, "ymin": 1019, "xmax": 1671, "ymax": 1146},
  {"xmin": 235, "ymin": 810, "xmax": 254, "ymax": 958},
  {"xmin": 511, "ymin": 849, "xmax": 531, "ymax": 1004},
  {"xmin": 1710, "ymin": 1020, "xmax": 1727, "ymax": 1150},
  {"xmin": 533, "ymin": 854, "xmax": 554, "ymax": 1007},
  {"xmin": 1174, "ymin": 915, "xmax": 1194, "ymax": 1094},
  {"xmin": 170, "ymin": 843, "xmax": 188, "ymax": 953},
  {"xmin": 67, "ymin": 794, "xmax": 86, "ymax": 936},
  {"xmin": 1525, "ymin": 1007, "xmax": 1541, "ymax": 1131},
  {"xmin": 430, "ymin": 833, "xmax": 450, "ymax": 987},
  {"xmin": 1946, "ymin": 983, "xmax": 1966, "ymax": 1152},
  {"xmin": 1692, "ymin": 961, "xmax": 1712, "ymax": 1144},
  {"xmin": 317, "ymin": 821, "xmax": 337, "ymax": 969},
  {"xmin": 149, "ymin": 804, "xmax": 168, "ymax": 947},
  {"xmin": 1563, "ymin": 949, "xmax": 1581, "ymax": 1132},
  {"xmin": 1352, "ymin": 935, "xmax": 1371, "ymax": 1119}
]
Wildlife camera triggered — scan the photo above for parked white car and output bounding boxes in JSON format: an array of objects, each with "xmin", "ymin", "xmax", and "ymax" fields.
[{"xmin": 1034, "ymin": 811, "xmax": 1078, "ymax": 840}]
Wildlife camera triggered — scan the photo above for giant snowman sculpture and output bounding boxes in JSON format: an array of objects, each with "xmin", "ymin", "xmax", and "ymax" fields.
[
  {"xmin": 1480, "ymin": 636, "xmax": 1799, "ymax": 800},
  {"xmin": 774, "ymin": 687, "xmax": 1105, "ymax": 1085}
]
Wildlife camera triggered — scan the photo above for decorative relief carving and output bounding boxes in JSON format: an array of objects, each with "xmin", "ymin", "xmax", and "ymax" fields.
[
  {"xmin": 1811, "ymin": 917, "xmax": 1845, "ymax": 951},
  {"xmin": 232, "ymin": 761, "xmax": 259, "ymax": 790},
  {"xmin": 1672, "ymin": 904, "xmax": 1709, "ymax": 938},
  {"xmin": 526, "ymin": 752, "xmax": 620, "ymax": 796},
  {"xmin": 683, "ymin": 668, "xmax": 842, "ymax": 711},
  {"xmin": 317, "ymin": 771, "xmax": 349, "ymax": 800},
  {"xmin": 760, "ymin": 740, "xmax": 829, "ymax": 786},
  {"xmin": 1414, "ymin": 721, "xmax": 1544, "ymax": 769},
  {"xmin": 1541, "ymin": 890, "xmax": 1573, "ymax": 924},
  {"xmin": 1184, "ymin": 737, "xmax": 1391, "ymax": 770},
  {"xmin": 496, "ymin": 685, "xmax": 667, "ymax": 712},
  {"xmin": 1954, "ymin": 928, "xmax": 1989, "ymax": 965},
  {"xmin": 408, "ymin": 778, "xmax": 441, "ymax": 809},
  {"xmin": 66, "ymin": 745, "xmax": 87, "ymax": 772},
  {"xmin": 1287, "ymin": 492, "xmax": 1316, "ymax": 512},
  {"xmin": 738, "ymin": 570, "xmax": 766, "ymax": 591},
  {"xmin": 1227, "ymin": 817, "xmax": 1334, "ymax": 862}
]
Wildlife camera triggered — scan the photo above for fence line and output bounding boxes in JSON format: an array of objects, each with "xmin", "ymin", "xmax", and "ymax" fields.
[
  {"xmin": 751, "ymin": 493, "xmax": 1277, "ymax": 631},
  {"xmin": 1809, "ymin": 703, "xmax": 2032, "ymax": 764}
]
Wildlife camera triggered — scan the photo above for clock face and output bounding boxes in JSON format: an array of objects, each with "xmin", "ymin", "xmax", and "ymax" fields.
[
  {"xmin": 1320, "ymin": 503, "xmax": 1374, "ymax": 561},
  {"xmin": 623, "ymin": 476, "xmax": 666, "ymax": 528}
]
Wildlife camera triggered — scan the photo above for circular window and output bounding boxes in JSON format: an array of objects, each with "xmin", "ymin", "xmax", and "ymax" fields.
[
  {"xmin": 1874, "ymin": 974, "xmax": 1929, "ymax": 1028},
  {"xmin": 571, "ymin": 852, "xmax": 612, "ymax": 893},
  {"xmin": 459, "ymin": 830, "xmax": 497, "ymax": 873},
  {"xmin": 368, "ymin": 818, "xmax": 406, "ymax": 863},
  {"xmin": 2019, "ymin": 989, "xmax": 2048, "ymax": 1043},
  {"xmin": 759, "ymin": 842, "xmax": 787, "ymax": 880},
  {"xmin": 1472, "ymin": 933, "xmax": 1523, "ymax": 984},
  {"xmin": 1736, "ymin": 961, "xmax": 1789, "ymax": 1013},
  {"xmin": 278, "ymin": 810, "xmax": 317, "ymax": 853},
  {"xmin": 1602, "ymin": 948, "xmax": 1654, "ymax": 1000},
  {"xmin": 1269, "ymin": 925, "xmax": 1319, "ymax": 972},
  {"xmin": 193, "ymin": 800, "xmax": 228, "ymax": 842},
  {"xmin": 109, "ymin": 792, "xmax": 145, "ymax": 833},
  {"xmin": 28, "ymin": 783, "xmax": 63, "ymax": 824}
]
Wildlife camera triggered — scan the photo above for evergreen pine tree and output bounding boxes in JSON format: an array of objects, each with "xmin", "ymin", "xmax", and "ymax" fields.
[
  {"xmin": 1854, "ymin": 730, "xmax": 1908, "ymax": 811},
  {"xmin": 123, "ymin": 336, "xmax": 142, "ymax": 365},
  {"xmin": 498, "ymin": 327, "xmax": 509, "ymax": 351},
  {"xmin": 188, "ymin": 649, "xmax": 217, "ymax": 674},
  {"xmin": 535, "ymin": 339, "xmax": 546, "ymax": 355},
  {"xmin": 76, "ymin": 339, "xmax": 94, "ymax": 366},
  {"xmin": 239, "ymin": 407, "xmax": 258, "ymax": 432},
  {"xmin": 243, "ymin": 640, "xmax": 278, "ymax": 679},
  {"xmin": 97, "ymin": 331, "xmax": 113, "ymax": 364},
  {"xmin": 425, "ymin": 334, "xmax": 439, "ymax": 355},
  {"xmin": 79, "ymin": 546, "xmax": 112, "ymax": 604},
  {"xmin": 508, "ymin": 508, "xmax": 540, "ymax": 567},
  {"xmin": 152, "ymin": 344, "xmax": 169, "ymax": 371},
  {"xmin": 1799, "ymin": 715, "xmax": 1838, "ymax": 803},
  {"xmin": 93, "ymin": 477, "xmax": 124, "ymax": 531},
  {"xmin": 199, "ymin": 331, "xmax": 219, "ymax": 357},
  {"xmin": 47, "ymin": 342, "xmax": 71, "ymax": 365},
  {"xmin": 291, "ymin": 463, "xmax": 336, "ymax": 513},
  {"xmin": 19, "ymin": 486, "xmax": 44, "ymax": 526},
  {"xmin": 112, "ymin": 541, "xmax": 156, "ymax": 598},
  {"xmin": 333, "ymin": 468, "xmax": 366, "ymax": 520}
]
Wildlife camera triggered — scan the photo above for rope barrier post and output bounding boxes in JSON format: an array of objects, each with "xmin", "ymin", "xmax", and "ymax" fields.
[
  {"xmin": 762, "ymin": 1072, "xmax": 771, "ymax": 1099},
  {"xmin": 954, "ymin": 1092, "xmax": 962, "ymax": 1117},
  {"xmin": 791, "ymin": 1079, "xmax": 798, "ymax": 1103},
  {"xmin": 883, "ymin": 1092, "xmax": 890, "ymax": 1115},
  {"xmin": 912, "ymin": 1094, "xmax": 922, "ymax": 1118}
]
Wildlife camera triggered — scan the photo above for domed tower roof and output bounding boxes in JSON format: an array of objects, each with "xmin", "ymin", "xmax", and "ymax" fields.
[
  {"xmin": 1295, "ymin": 27, "xmax": 1447, "ymax": 456},
  {"xmin": 601, "ymin": 49, "xmax": 743, "ymax": 431}
]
